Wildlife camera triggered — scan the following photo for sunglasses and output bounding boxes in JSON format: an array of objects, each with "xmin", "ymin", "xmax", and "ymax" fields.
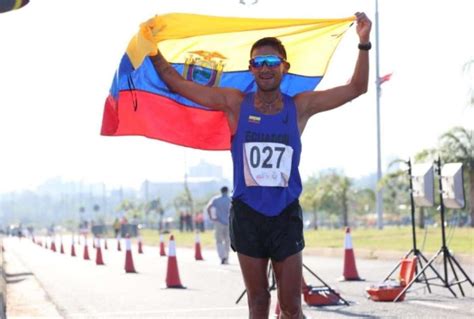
[{"xmin": 249, "ymin": 55, "xmax": 285, "ymax": 68}]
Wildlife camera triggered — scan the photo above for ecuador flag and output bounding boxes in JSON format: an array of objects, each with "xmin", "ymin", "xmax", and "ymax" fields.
[{"xmin": 101, "ymin": 13, "xmax": 355, "ymax": 150}]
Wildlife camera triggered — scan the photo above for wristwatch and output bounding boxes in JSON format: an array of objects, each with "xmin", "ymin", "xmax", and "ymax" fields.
[{"xmin": 358, "ymin": 42, "xmax": 372, "ymax": 51}]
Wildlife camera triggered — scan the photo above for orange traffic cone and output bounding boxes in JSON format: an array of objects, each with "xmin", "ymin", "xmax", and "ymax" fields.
[
  {"xmin": 60, "ymin": 237, "xmax": 65, "ymax": 254},
  {"xmin": 194, "ymin": 232, "xmax": 204, "ymax": 261},
  {"xmin": 124, "ymin": 235, "xmax": 136, "ymax": 273},
  {"xmin": 159, "ymin": 234, "xmax": 166, "ymax": 256},
  {"xmin": 83, "ymin": 236, "xmax": 90, "ymax": 260},
  {"xmin": 340, "ymin": 227, "xmax": 363, "ymax": 281},
  {"xmin": 165, "ymin": 235, "xmax": 185, "ymax": 288},
  {"xmin": 71, "ymin": 235, "xmax": 76, "ymax": 257},
  {"xmin": 71, "ymin": 241, "xmax": 76, "ymax": 257},
  {"xmin": 95, "ymin": 238, "xmax": 105, "ymax": 265},
  {"xmin": 138, "ymin": 236, "xmax": 143, "ymax": 254},
  {"xmin": 117, "ymin": 236, "xmax": 122, "ymax": 251},
  {"xmin": 50, "ymin": 239, "xmax": 57, "ymax": 252}
]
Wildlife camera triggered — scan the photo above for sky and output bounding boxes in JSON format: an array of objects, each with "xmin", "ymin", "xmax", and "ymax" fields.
[{"xmin": 0, "ymin": 0, "xmax": 473, "ymax": 193}]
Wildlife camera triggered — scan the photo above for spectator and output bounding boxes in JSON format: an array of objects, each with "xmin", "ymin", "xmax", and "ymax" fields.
[{"xmin": 206, "ymin": 186, "xmax": 231, "ymax": 264}]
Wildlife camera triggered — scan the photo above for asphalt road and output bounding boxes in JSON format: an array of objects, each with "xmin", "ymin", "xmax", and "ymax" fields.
[{"xmin": 4, "ymin": 236, "xmax": 474, "ymax": 318}]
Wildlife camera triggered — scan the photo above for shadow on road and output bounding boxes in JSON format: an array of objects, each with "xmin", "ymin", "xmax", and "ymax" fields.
[{"xmin": 5, "ymin": 272, "xmax": 33, "ymax": 284}]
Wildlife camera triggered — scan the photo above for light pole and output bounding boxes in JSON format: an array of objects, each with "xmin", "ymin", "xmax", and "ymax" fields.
[{"xmin": 375, "ymin": 0, "xmax": 384, "ymax": 229}]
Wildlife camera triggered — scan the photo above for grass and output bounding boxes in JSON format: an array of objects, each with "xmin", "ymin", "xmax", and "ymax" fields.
[
  {"xmin": 141, "ymin": 226, "xmax": 473, "ymax": 255},
  {"xmin": 304, "ymin": 226, "xmax": 473, "ymax": 255}
]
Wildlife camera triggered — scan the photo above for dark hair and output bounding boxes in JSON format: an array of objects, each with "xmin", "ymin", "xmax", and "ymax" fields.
[
  {"xmin": 220, "ymin": 186, "xmax": 229, "ymax": 194},
  {"xmin": 250, "ymin": 37, "xmax": 287, "ymax": 59}
]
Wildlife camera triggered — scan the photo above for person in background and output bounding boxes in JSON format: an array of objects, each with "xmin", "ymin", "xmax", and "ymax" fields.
[
  {"xmin": 113, "ymin": 218, "xmax": 121, "ymax": 237},
  {"xmin": 194, "ymin": 211, "xmax": 205, "ymax": 232},
  {"xmin": 206, "ymin": 187, "xmax": 232, "ymax": 265}
]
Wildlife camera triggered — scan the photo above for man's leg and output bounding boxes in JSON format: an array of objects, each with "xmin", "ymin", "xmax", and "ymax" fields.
[
  {"xmin": 272, "ymin": 252, "xmax": 303, "ymax": 319},
  {"xmin": 215, "ymin": 222, "xmax": 225, "ymax": 261},
  {"xmin": 238, "ymin": 253, "xmax": 271, "ymax": 318},
  {"xmin": 222, "ymin": 223, "xmax": 231, "ymax": 262}
]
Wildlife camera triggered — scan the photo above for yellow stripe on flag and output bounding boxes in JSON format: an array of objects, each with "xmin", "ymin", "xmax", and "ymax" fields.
[{"xmin": 126, "ymin": 13, "xmax": 354, "ymax": 76}]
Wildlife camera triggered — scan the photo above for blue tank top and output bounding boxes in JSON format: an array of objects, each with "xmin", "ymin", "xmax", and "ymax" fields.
[{"xmin": 231, "ymin": 92, "xmax": 302, "ymax": 216}]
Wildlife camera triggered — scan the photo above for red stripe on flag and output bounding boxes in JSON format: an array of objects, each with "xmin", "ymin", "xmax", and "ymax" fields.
[{"xmin": 100, "ymin": 91, "xmax": 231, "ymax": 150}]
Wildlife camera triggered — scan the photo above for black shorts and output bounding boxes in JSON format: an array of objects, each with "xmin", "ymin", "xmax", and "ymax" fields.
[{"xmin": 229, "ymin": 199, "xmax": 305, "ymax": 261}]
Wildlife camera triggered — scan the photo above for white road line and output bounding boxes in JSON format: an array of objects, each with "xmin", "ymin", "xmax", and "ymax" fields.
[
  {"xmin": 67, "ymin": 306, "xmax": 249, "ymax": 317},
  {"xmin": 408, "ymin": 300, "xmax": 459, "ymax": 310}
]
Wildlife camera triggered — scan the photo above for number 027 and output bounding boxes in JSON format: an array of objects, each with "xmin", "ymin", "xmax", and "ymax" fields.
[{"xmin": 249, "ymin": 146, "xmax": 285, "ymax": 169}]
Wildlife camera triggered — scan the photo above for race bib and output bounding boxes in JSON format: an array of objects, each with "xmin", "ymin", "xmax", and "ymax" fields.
[{"xmin": 243, "ymin": 142, "xmax": 293, "ymax": 187}]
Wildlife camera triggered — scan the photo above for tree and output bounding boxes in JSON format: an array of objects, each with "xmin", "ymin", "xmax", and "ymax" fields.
[
  {"xmin": 300, "ymin": 176, "xmax": 323, "ymax": 229},
  {"xmin": 438, "ymin": 126, "xmax": 474, "ymax": 227},
  {"xmin": 318, "ymin": 170, "xmax": 352, "ymax": 227},
  {"xmin": 350, "ymin": 188, "xmax": 375, "ymax": 226},
  {"xmin": 379, "ymin": 159, "xmax": 411, "ymax": 226}
]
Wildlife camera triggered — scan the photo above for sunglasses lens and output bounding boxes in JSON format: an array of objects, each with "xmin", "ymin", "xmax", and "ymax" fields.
[{"xmin": 250, "ymin": 55, "xmax": 283, "ymax": 68}]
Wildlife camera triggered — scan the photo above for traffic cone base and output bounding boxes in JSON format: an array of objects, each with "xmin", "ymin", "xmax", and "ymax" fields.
[
  {"xmin": 125, "ymin": 251, "xmax": 136, "ymax": 273},
  {"xmin": 124, "ymin": 236, "xmax": 137, "ymax": 273},
  {"xmin": 159, "ymin": 234, "xmax": 167, "ymax": 256},
  {"xmin": 83, "ymin": 245, "xmax": 90, "ymax": 260},
  {"xmin": 165, "ymin": 258, "xmax": 185, "ymax": 288},
  {"xmin": 194, "ymin": 233, "xmax": 204, "ymax": 261},
  {"xmin": 96, "ymin": 247, "xmax": 105, "ymax": 265}
]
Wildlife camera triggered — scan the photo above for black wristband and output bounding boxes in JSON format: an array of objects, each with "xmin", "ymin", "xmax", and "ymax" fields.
[{"xmin": 358, "ymin": 42, "xmax": 372, "ymax": 51}]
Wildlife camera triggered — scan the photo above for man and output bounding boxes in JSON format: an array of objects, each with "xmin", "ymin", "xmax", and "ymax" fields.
[
  {"xmin": 145, "ymin": 12, "xmax": 371, "ymax": 319},
  {"xmin": 206, "ymin": 186, "xmax": 232, "ymax": 264},
  {"xmin": 113, "ymin": 218, "xmax": 121, "ymax": 238}
]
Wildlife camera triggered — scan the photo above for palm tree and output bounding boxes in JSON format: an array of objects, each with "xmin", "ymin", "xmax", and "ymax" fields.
[
  {"xmin": 318, "ymin": 170, "xmax": 352, "ymax": 227},
  {"xmin": 301, "ymin": 171, "xmax": 353, "ymax": 228},
  {"xmin": 379, "ymin": 159, "xmax": 412, "ymax": 226},
  {"xmin": 438, "ymin": 126, "xmax": 474, "ymax": 226},
  {"xmin": 301, "ymin": 176, "xmax": 323, "ymax": 230}
]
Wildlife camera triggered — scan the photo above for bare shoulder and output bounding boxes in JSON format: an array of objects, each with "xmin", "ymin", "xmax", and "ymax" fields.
[
  {"xmin": 218, "ymin": 88, "xmax": 245, "ymax": 135},
  {"xmin": 293, "ymin": 91, "xmax": 319, "ymax": 119},
  {"xmin": 222, "ymin": 87, "xmax": 245, "ymax": 113},
  {"xmin": 293, "ymin": 91, "xmax": 325, "ymax": 135}
]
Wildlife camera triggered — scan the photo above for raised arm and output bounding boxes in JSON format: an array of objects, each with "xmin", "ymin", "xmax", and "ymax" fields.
[
  {"xmin": 138, "ymin": 19, "xmax": 243, "ymax": 132},
  {"xmin": 149, "ymin": 51, "xmax": 241, "ymax": 112},
  {"xmin": 294, "ymin": 12, "xmax": 372, "ymax": 132},
  {"xmin": 140, "ymin": 19, "xmax": 242, "ymax": 112}
]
